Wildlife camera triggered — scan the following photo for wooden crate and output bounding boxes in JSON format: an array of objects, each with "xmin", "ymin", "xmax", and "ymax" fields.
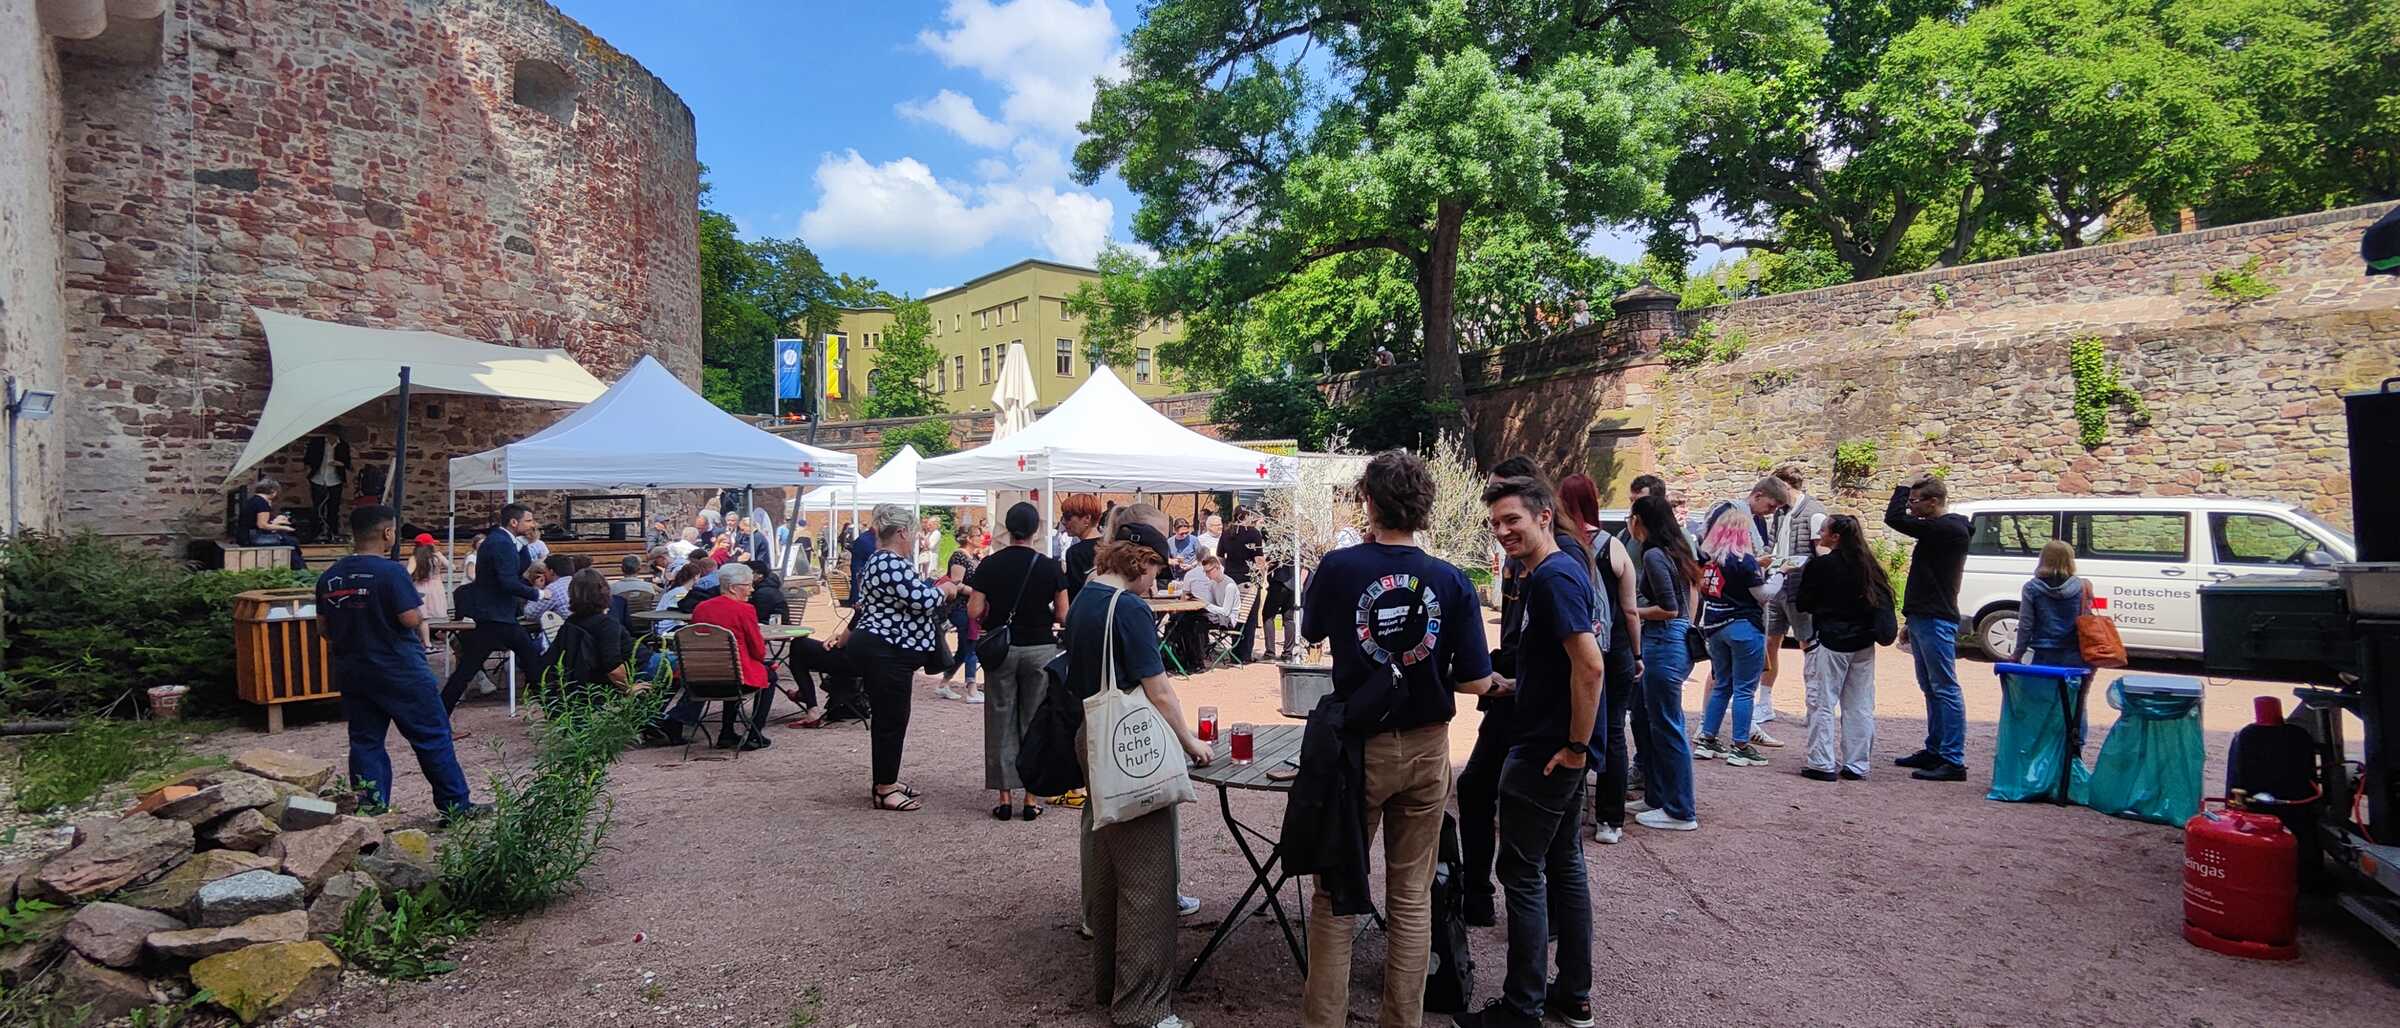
[{"xmin": 231, "ymin": 588, "xmax": 336, "ymax": 733}]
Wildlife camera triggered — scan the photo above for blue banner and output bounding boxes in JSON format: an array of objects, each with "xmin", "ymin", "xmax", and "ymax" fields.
[{"xmin": 773, "ymin": 338, "xmax": 806, "ymax": 401}]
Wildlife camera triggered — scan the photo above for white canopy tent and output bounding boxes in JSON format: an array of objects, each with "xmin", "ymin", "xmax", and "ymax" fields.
[
  {"xmin": 446, "ymin": 355, "xmax": 857, "ymax": 713},
  {"xmin": 797, "ymin": 445, "xmax": 986, "ymax": 511},
  {"xmin": 917, "ymin": 366, "xmax": 1298, "ymax": 493},
  {"xmin": 229, "ymin": 309, "xmax": 608, "ymax": 479}
]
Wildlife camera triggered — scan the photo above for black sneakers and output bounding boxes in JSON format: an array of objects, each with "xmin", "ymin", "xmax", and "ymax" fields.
[
  {"xmin": 1911, "ymin": 762, "xmax": 1968, "ymax": 782},
  {"xmin": 1455, "ymin": 1001, "xmax": 1541, "ymax": 1028},
  {"xmin": 1893, "ymin": 749, "xmax": 1941, "ymax": 769},
  {"xmin": 1800, "ymin": 767, "xmax": 1839, "ymax": 782},
  {"xmin": 1544, "ymin": 996, "xmax": 1596, "ymax": 1028},
  {"xmin": 1839, "ymin": 768, "xmax": 1866, "ymax": 781}
]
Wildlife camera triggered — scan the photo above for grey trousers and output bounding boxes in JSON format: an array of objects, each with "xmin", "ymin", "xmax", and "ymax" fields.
[
  {"xmin": 1083, "ymin": 803, "xmax": 1180, "ymax": 1028},
  {"xmin": 984, "ymin": 643, "xmax": 1057, "ymax": 791}
]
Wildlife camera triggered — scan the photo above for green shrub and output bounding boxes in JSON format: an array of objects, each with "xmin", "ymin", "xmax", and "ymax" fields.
[
  {"xmin": 1833, "ymin": 439, "xmax": 1879, "ymax": 489},
  {"xmin": 1873, "ymin": 538, "xmax": 1911, "ymax": 608},
  {"xmin": 439, "ymin": 686, "xmax": 664, "ymax": 916},
  {"xmin": 1663, "ymin": 321, "xmax": 1747, "ymax": 369},
  {"xmin": 2067, "ymin": 337, "xmax": 2150, "ymax": 447},
  {"xmin": 330, "ymin": 888, "xmax": 478, "ymax": 980},
  {"xmin": 9, "ymin": 719, "xmax": 226, "ymax": 813},
  {"xmin": 1211, "ymin": 367, "xmax": 1333, "ymax": 450},
  {"xmin": 2205, "ymin": 256, "xmax": 2276, "ymax": 303},
  {"xmin": 875, "ymin": 418, "xmax": 956, "ymax": 463},
  {"xmin": 0, "ymin": 532, "xmax": 313, "ymax": 716}
]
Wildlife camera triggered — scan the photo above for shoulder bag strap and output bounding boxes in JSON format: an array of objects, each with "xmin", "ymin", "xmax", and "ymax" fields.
[
  {"xmin": 1103, "ymin": 585, "xmax": 1123, "ymax": 690},
  {"xmin": 999, "ymin": 549, "xmax": 1036, "ymax": 623}
]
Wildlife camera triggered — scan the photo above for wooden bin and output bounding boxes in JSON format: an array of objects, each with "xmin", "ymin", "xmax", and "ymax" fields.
[{"xmin": 232, "ymin": 588, "xmax": 337, "ymax": 733}]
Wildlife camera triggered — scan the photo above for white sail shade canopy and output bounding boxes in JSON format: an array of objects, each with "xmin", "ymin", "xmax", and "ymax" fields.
[
  {"xmin": 797, "ymin": 445, "xmax": 986, "ymax": 510},
  {"xmin": 229, "ymin": 309, "xmax": 608, "ymax": 479}
]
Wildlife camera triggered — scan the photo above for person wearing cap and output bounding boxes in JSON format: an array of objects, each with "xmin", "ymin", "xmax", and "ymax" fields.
[{"xmin": 965, "ymin": 502, "xmax": 1071, "ymax": 820}]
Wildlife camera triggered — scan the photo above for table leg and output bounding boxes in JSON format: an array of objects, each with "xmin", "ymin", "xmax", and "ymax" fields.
[{"xmin": 1179, "ymin": 784, "xmax": 1307, "ymax": 990}]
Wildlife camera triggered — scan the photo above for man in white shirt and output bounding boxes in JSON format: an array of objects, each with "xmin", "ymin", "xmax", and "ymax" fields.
[
  {"xmin": 1180, "ymin": 552, "xmax": 1244, "ymax": 627},
  {"xmin": 1193, "ymin": 513, "xmax": 1223, "ymax": 561},
  {"xmin": 667, "ymin": 527, "xmax": 700, "ymax": 570}
]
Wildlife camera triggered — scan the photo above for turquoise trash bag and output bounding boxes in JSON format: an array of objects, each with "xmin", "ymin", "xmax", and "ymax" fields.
[
  {"xmin": 2083, "ymin": 675, "xmax": 2205, "ymax": 825},
  {"xmin": 1986, "ymin": 663, "xmax": 2092, "ymax": 804}
]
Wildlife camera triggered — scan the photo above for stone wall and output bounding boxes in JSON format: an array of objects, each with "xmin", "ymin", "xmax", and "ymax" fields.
[
  {"xmin": 1, "ymin": 5, "xmax": 66, "ymax": 534},
  {"xmin": 1642, "ymin": 204, "xmax": 2400, "ymax": 527},
  {"xmin": 54, "ymin": 0, "xmax": 700, "ymax": 545}
]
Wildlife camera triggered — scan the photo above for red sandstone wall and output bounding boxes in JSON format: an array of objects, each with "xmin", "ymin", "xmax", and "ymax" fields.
[{"xmin": 57, "ymin": 0, "xmax": 700, "ymax": 545}]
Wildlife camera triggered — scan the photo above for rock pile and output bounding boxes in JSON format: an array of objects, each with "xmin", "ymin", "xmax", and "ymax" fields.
[{"xmin": 0, "ymin": 749, "xmax": 448, "ymax": 1023}]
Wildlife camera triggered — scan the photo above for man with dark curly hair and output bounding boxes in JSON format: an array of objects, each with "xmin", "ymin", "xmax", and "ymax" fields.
[{"xmin": 1299, "ymin": 450, "xmax": 1497, "ymax": 1028}]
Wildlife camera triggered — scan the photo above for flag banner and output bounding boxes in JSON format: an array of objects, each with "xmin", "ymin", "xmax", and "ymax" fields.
[{"xmin": 773, "ymin": 339, "xmax": 806, "ymax": 401}]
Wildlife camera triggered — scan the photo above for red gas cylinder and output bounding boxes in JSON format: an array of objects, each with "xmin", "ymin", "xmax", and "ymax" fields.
[{"xmin": 2182, "ymin": 801, "xmax": 2299, "ymax": 960}]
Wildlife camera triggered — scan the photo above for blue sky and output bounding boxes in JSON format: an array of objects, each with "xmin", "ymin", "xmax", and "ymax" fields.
[{"xmin": 556, "ymin": 0, "xmax": 1670, "ymax": 298}]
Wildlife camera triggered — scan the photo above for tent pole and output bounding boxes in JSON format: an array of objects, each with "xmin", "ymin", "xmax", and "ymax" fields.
[
  {"xmin": 505, "ymin": 482, "xmax": 517, "ymax": 719},
  {"xmin": 387, "ymin": 367, "xmax": 412, "ymax": 559},
  {"xmin": 1043, "ymin": 475, "xmax": 1055, "ymax": 559}
]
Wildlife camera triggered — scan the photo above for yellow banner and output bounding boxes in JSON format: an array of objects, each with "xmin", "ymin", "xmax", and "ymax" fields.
[{"xmin": 824, "ymin": 334, "xmax": 844, "ymax": 399}]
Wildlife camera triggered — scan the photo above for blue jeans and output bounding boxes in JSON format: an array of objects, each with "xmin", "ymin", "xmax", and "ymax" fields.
[
  {"xmin": 1496, "ymin": 745, "xmax": 1590, "ymax": 1018},
  {"xmin": 1908, "ymin": 615, "xmax": 1966, "ymax": 766},
  {"xmin": 339, "ymin": 667, "xmax": 472, "ymax": 814},
  {"xmin": 1637, "ymin": 620, "xmax": 1697, "ymax": 822},
  {"xmin": 945, "ymin": 605, "xmax": 979, "ymax": 683},
  {"xmin": 1701, "ymin": 619, "xmax": 1766, "ymax": 744}
]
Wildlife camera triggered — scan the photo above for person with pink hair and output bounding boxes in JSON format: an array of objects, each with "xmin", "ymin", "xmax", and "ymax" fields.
[{"xmin": 1693, "ymin": 502, "xmax": 1775, "ymax": 768}]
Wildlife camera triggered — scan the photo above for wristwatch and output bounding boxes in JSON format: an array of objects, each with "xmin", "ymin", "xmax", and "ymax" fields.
[{"xmin": 1564, "ymin": 741, "xmax": 1590, "ymax": 757}]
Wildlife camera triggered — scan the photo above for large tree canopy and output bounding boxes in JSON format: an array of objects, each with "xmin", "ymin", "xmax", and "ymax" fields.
[
  {"xmin": 695, "ymin": 180, "xmax": 867, "ymax": 416},
  {"xmin": 1078, "ymin": 0, "xmax": 1709, "ymax": 446}
]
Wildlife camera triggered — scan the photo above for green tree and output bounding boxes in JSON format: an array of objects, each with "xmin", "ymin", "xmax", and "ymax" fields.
[
  {"xmin": 1062, "ymin": 244, "xmax": 1153, "ymax": 375},
  {"xmin": 877, "ymin": 419, "xmax": 957, "ymax": 463},
  {"xmin": 1077, "ymin": 0, "xmax": 1699, "ymax": 447},
  {"xmin": 859, "ymin": 300, "xmax": 943, "ymax": 420},
  {"xmin": 2166, "ymin": 0, "xmax": 2400, "ymax": 221},
  {"xmin": 1872, "ymin": 0, "xmax": 2258, "ymax": 249},
  {"xmin": 694, "ymin": 178, "xmax": 856, "ymax": 415},
  {"xmin": 1210, "ymin": 366, "xmax": 1334, "ymax": 449}
]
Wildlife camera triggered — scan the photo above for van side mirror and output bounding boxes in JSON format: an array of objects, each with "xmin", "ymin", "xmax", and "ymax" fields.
[{"xmin": 2302, "ymin": 549, "xmax": 2335, "ymax": 568}]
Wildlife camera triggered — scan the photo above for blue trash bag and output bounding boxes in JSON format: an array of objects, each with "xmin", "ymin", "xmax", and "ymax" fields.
[
  {"xmin": 1987, "ymin": 663, "xmax": 2092, "ymax": 803},
  {"xmin": 2084, "ymin": 677, "xmax": 2205, "ymax": 825}
]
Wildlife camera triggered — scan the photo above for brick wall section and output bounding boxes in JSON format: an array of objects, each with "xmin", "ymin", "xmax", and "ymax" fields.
[
  {"xmin": 1, "ymin": 11, "xmax": 66, "ymax": 533},
  {"xmin": 1646, "ymin": 204, "xmax": 2400, "ymax": 528},
  {"xmin": 55, "ymin": 0, "xmax": 700, "ymax": 546}
]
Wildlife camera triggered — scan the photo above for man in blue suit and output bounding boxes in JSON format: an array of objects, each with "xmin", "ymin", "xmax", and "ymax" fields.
[{"xmin": 441, "ymin": 502, "xmax": 545, "ymax": 710}]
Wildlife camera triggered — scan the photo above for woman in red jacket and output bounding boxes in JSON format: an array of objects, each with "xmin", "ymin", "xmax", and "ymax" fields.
[{"xmin": 675, "ymin": 563, "xmax": 775, "ymax": 751}]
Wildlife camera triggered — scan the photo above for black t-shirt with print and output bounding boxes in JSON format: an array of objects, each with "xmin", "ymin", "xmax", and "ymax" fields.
[{"xmin": 1301, "ymin": 542, "xmax": 1491, "ymax": 732}]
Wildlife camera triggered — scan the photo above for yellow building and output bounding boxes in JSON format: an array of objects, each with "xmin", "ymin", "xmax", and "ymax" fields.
[{"xmin": 821, "ymin": 259, "xmax": 1179, "ymax": 418}]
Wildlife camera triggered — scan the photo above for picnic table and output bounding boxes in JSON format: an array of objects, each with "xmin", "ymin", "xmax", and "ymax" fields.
[
  {"xmin": 628, "ymin": 608, "xmax": 685, "ymax": 627},
  {"xmin": 1181, "ymin": 722, "xmax": 1308, "ymax": 990}
]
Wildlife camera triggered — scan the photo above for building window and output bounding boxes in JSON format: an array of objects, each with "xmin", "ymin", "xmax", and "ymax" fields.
[
  {"xmin": 510, "ymin": 60, "xmax": 578, "ymax": 121},
  {"xmin": 1135, "ymin": 348, "xmax": 1153, "ymax": 384},
  {"xmin": 954, "ymin": 313, "xmax": 961, "ymax": 331},
  {"xmin": 1009, "ymin": 301, "xmax": 1021, "ymax": 323},
  {"xmin": 980, "ymin": 347, "xmax": 993, "ymax": 383},
  {"xmin": 977, "ymin": 310, "xmax": 987, "ymax": 330},
  {"xmin": 1056, "ymin": 338, "xmax": 1073, "ymax": 376},
  {"xmin": 1060, "ymin": 299, "xmax": 1072, "ymax": 320},
  {"xmin": 953, "ymin": 355, "xmax": 966, "ymax": 391},
  {"xmin": 936, "ymin": 361, "xmax": 947, "ymax": 394}
]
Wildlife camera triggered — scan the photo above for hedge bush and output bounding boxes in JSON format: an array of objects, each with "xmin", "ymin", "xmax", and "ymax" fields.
[{"xmin": 1, "ymin": 532, "xmax": 314, "ymax": 716}]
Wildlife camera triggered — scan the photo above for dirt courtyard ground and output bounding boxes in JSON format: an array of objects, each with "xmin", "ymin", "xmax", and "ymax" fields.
[{"xmin": 219, "ymin": 614, "xmax": 2396, "ymax": 1028}]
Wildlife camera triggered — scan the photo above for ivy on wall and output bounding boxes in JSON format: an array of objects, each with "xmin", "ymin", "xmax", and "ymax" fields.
[{"xmin": 2068, "ymin": 337, "xmax": 2150, "ymax": 447}]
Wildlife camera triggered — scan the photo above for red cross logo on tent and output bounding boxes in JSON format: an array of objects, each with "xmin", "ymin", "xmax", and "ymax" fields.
[
  {"xmin": 798, "ymin": 462, "xmax": 815, "ymax": 477},
  {"xmin": 1255, "ymin": 462, "xmax": 1269, "ymax": 478},
  {"xmin": 1017, "ymin": 455, "xmax": 1028, "ymax": 471}
]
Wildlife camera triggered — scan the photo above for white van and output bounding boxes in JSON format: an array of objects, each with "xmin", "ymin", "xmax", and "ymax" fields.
[{"xmin": 1949, "ymin": 497, "xmax": 2356, "ymax": 658}]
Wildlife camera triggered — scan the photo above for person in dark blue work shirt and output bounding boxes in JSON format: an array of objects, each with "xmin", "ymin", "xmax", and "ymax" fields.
[
  {"xmin": 442, "ymin": 502, "xmax": 545, "ymax": 710},
  {"xmin": 845, "ymin": 521, "xmax": 878, "ymax": 609},
  {"xmin": 317, "ymin": 506, "xmax": 480, "ymax": 819}
]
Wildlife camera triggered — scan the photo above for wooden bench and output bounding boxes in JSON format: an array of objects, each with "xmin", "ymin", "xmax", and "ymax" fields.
[{"xmin": 222, "ymin": 545, "xmax": 296, "ymax": 571}]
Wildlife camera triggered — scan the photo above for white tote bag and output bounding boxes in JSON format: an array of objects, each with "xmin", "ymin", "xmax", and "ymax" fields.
[{"xmin": 1083, "ymin": 586, "xmax": 1197, "ymax": 828}]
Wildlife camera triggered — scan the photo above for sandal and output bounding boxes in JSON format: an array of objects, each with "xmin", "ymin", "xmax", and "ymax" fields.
[
  {"xmin": 1020, "ymin": 803, "xmax": 1043, "ymax": 822},
  {"xmin": 991, "ymin": 804, "xmax": 1014, "ymax": 821},
  {"xmin": 872, "ymin": 789, "xmax": 923, "ymax": 812}
]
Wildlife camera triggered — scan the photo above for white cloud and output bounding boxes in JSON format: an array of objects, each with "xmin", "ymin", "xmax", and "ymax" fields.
[
  {"xmin": 896, "ymin": 89, "xmax": 1013, "ymax": 149},
  {"xmin": 801, "ymin": 0, "xmax": 1129, "ymax": 266},
  {"xmin": 915, "ymin": 0, "xmax": 1121, "ymax": 141},
  {"xmin": 797, "ymin": 150, "xmax": 1119, "ymax": 265}
]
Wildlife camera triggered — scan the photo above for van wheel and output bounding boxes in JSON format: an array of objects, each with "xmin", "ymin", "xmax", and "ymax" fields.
[{"xmin": 1974, "ymin": 608, "xmax": 2020, "ymax": 659}]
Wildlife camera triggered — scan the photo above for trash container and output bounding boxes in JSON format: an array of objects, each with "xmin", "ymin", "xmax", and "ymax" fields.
[
  {"xmin": 232, "ymin": 588, "xmax": 338, "ymax": 733},
  {"xmin": 1987, "ymin": 662, "xmax": 2093, "ymax": 804},
  {"xmin": 2085, "ymin": 673, "xmax": 2206, "ymax": 826}
]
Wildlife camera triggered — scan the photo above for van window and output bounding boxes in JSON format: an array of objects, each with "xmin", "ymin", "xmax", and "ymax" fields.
[
  {"xmin": 2210, "ymin": 512, "xmax": 2321, "ymax": 566},
  {"xmin": 1969, "ymin": 512, "xmax": 2055, "ymax": 557},
  {"xmin": 2068, "ymin": 512, "xmax": 2187, "ymax": 562}
]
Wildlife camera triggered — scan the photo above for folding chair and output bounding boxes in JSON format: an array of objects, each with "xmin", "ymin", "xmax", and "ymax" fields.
[{"xmin": 668, "ymin": 623, "xmax": 752, "ymax": 762}]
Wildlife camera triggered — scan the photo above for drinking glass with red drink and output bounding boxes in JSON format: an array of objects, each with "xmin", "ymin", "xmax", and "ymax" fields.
[
  {"xmin": 1197, "ymin": 706, "xmax": 1219, "ymax": 743},
  {"xmin": 1229, "ymin": 724, "xmax": 1255, "ymax": 764}
]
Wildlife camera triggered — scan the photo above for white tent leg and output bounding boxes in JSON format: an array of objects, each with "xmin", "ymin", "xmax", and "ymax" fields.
[
  {"xmin": 506, "ymin": 484, "xmax": 517, "ymax": 719},
  {"xmin": 1043, "ymin": 475, "xmax": 1056, "ymax": 558},
  {"xmin": 1293, "ymin": 482, "xmax": 1305, "ymax": 644}
]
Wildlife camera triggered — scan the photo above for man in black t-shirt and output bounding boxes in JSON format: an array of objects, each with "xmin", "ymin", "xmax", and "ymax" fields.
[
  {"xmin": 1460, "ymin": 477, "xmax": 1602, "ymax": 1028},
  {"xmin": 1222, "ymin": 506, "xmax": 1269, "ymax": 661},
  {"xmin": 1885, "ymin": 475, "xmax": 1973, "ymax": 781},
  {"xmin": 318, "ymin": 506, "xmax": 479, "ymax": 819},
  {"xmin": 1297, "ymin": 451, "xmax": 1495, "ymax": 1028}
]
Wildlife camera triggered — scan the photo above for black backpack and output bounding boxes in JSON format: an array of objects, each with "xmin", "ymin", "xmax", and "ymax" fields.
[
  {"xmin": 1424, "ymin": 812, "xmax": 1474, "ymax": 1014},
  {"xmin": 1014, "ymin": 650, "xmax": 1087, "ymax": 796}
]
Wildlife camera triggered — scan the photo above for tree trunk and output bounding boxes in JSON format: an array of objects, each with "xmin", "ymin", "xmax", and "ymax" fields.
[{"xmin": 1418, "ymin": 199, "xmax": 1473, "ymax": 462}]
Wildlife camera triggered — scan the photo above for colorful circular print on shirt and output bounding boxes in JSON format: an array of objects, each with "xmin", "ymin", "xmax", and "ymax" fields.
[{"xmin": 1354, "ymin": 573, "xmax": 1442, "ymax": 667}]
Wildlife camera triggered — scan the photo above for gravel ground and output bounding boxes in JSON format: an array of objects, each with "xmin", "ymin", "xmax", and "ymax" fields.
[{"xmin": 198, "ymin": 610, "xmax": 2396, "ymax": 1028}]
